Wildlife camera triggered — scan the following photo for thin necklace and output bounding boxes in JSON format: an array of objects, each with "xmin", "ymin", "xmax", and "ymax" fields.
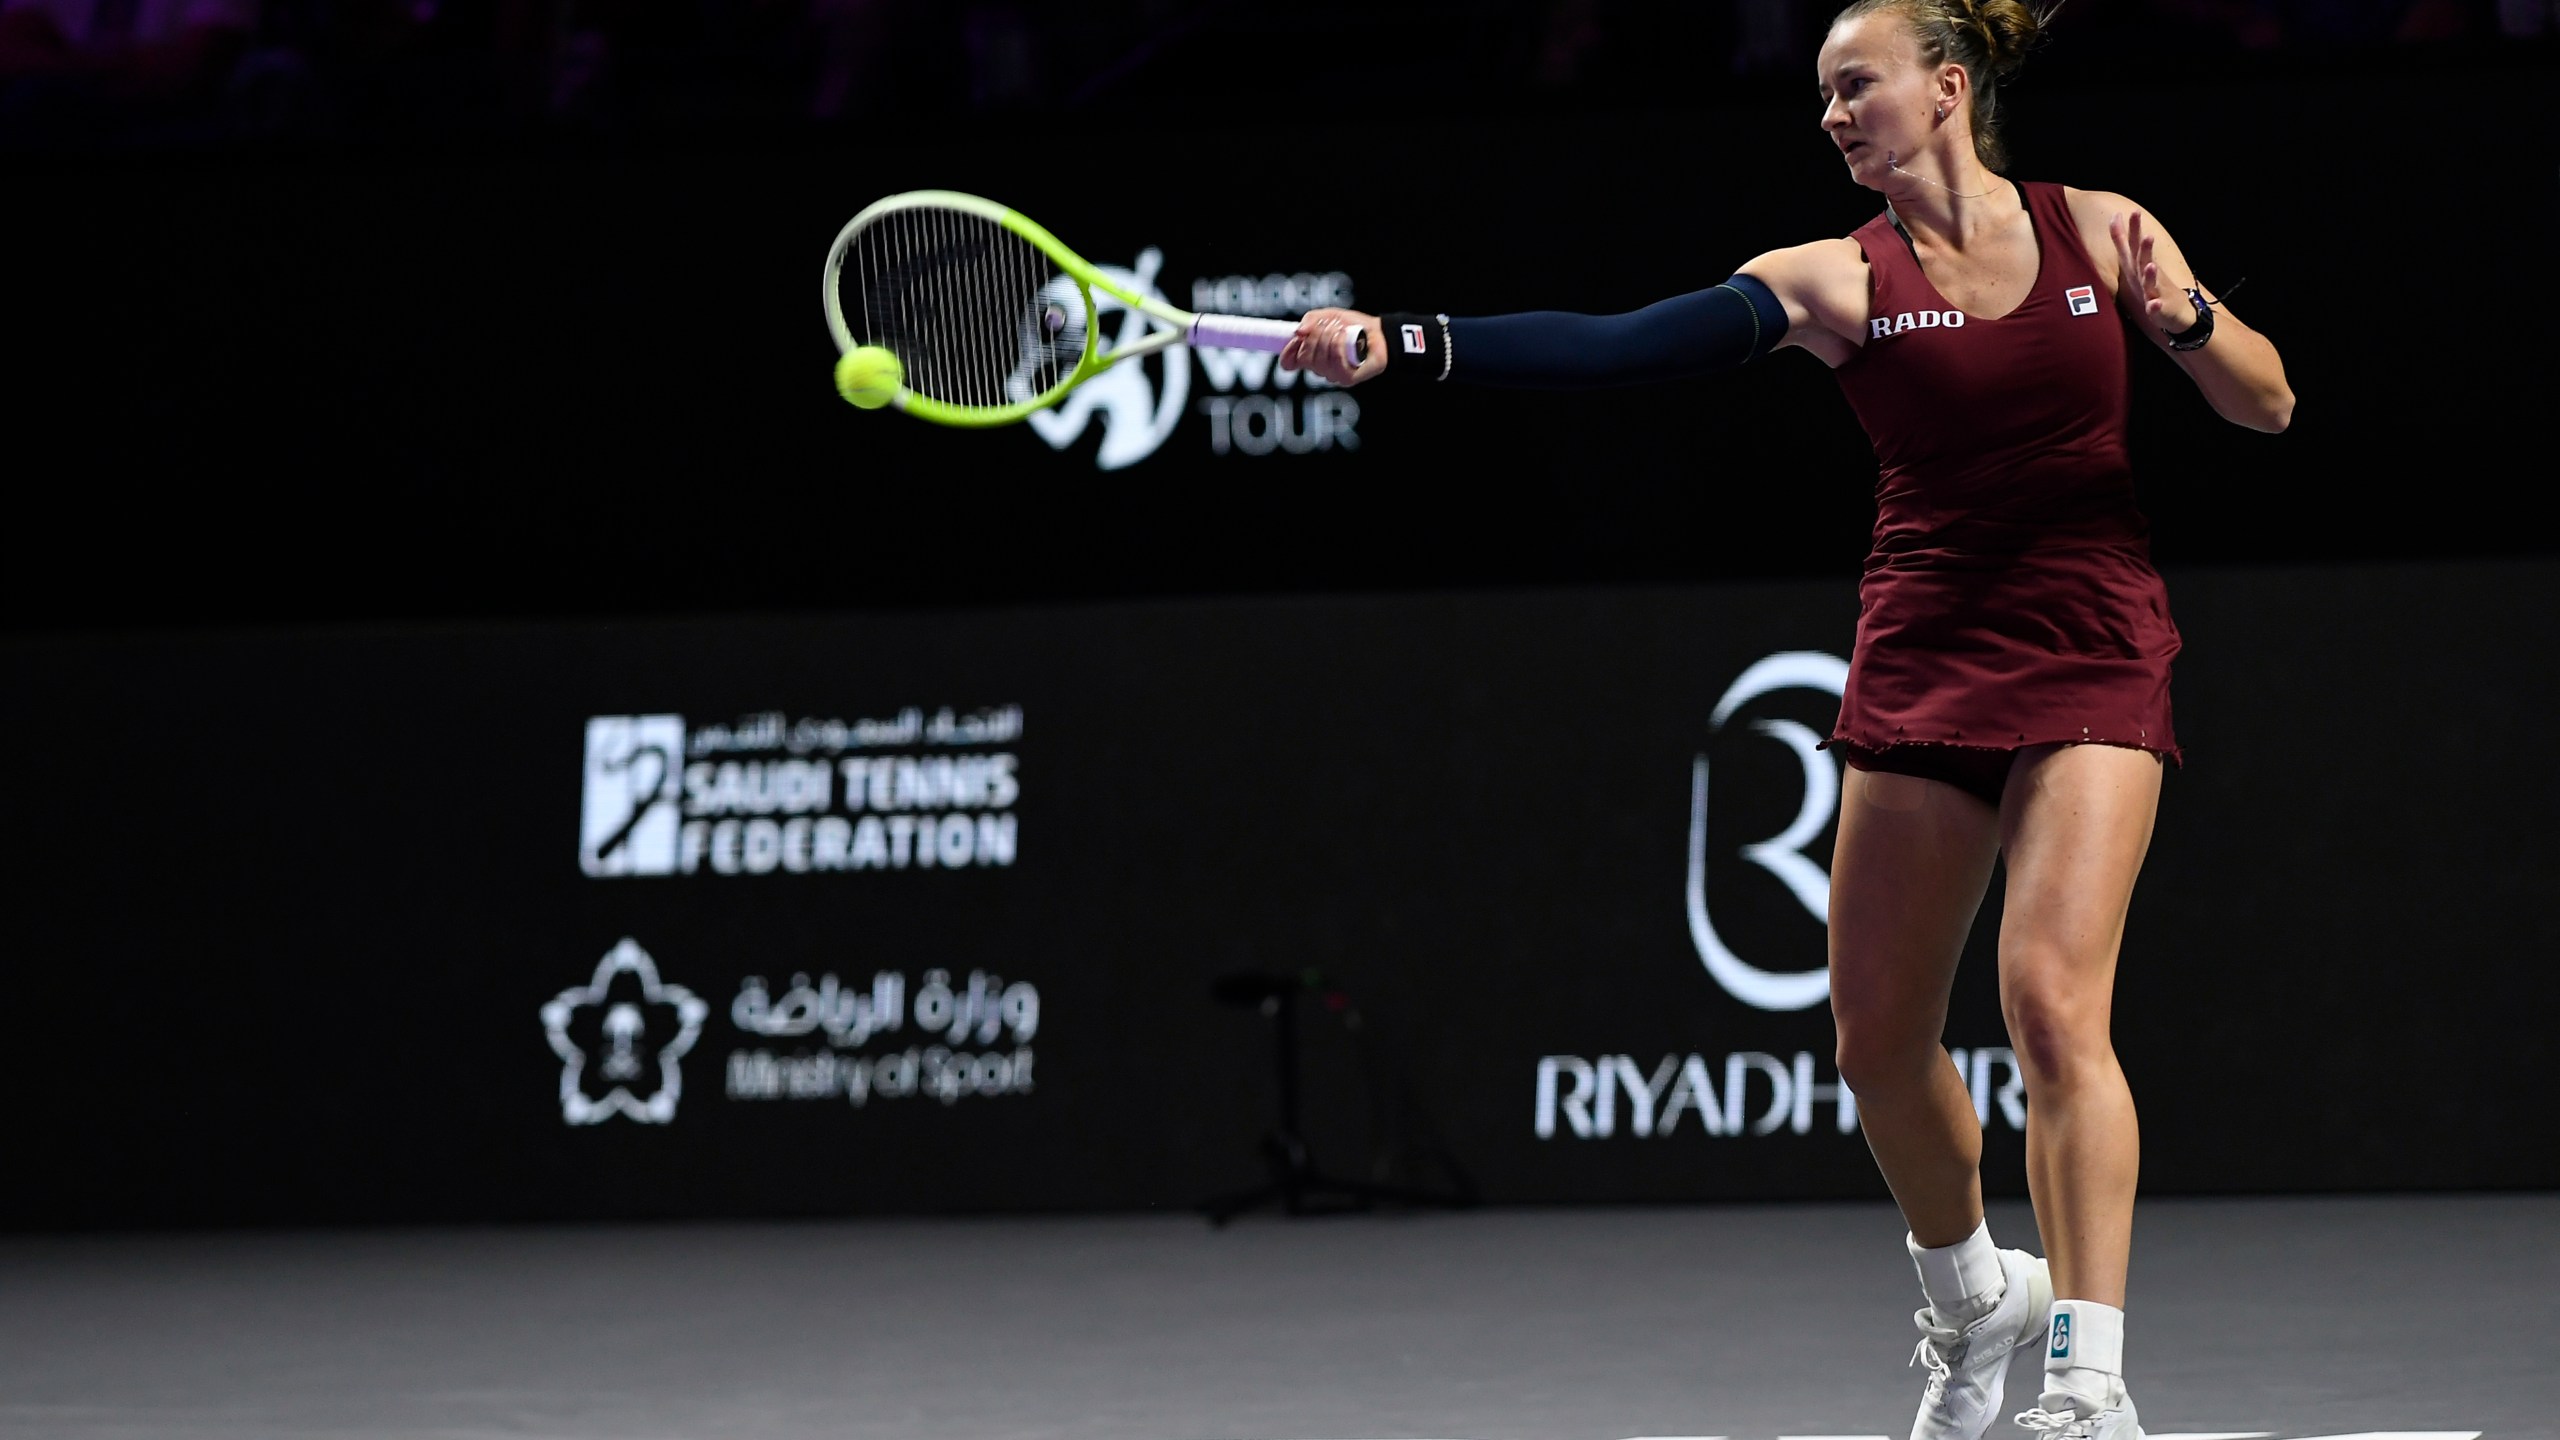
[{"xmin": 1885, "ymin": 150, "xmax": 2003, "ymax": 199}]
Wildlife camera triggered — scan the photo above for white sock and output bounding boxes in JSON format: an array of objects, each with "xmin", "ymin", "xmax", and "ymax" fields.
[
  {"xmin": 2043, "ymin": 1299, "xmax": 2127, "ymax": 1411},
  {"xmin": 1908, "ymin": 1218, "xmax": 2006, "ymax": 1323}
]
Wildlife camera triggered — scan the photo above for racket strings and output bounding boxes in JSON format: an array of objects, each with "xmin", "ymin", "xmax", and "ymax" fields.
[{"xmin": 841, "ymin": 209, "xmax": 1087, "ymax": 409}]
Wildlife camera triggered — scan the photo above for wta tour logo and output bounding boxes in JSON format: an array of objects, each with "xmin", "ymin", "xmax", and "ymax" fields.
[
  {"xmin": 541, "ymin": 938, "xmax": 708, "ymax": 1125},
  {"xmin": 1686, "ymin": 651, "xmax": 1850, "ymax": 1012},
  {"xmin": 1028, "ymin": 251, "xmax": 1362, "ymax": 470},
  {"xmin": 1027, "ymin": 248, "xmax": 1187, "ymax": 471}
]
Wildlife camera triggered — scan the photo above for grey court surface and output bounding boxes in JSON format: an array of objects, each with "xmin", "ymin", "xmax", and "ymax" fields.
[{"xmin": 2, "ymin": 1194, "xmax": 2550, "ymax": 1440}]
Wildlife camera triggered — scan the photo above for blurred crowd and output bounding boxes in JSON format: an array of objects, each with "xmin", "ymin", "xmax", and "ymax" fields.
[
  {"xmin": 0, "ymin": 0, "xmax": 2549, "ymax": 152},
  {"xmin": 0, "ymin": 0, "xmax": 918, "ymax": 148}
]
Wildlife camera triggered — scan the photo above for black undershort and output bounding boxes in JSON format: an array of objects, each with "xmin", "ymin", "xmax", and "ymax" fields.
[
  {"xmin": 1834, "ymin": 740, "xmax": 2166, "ymax": 809},
  {"xmin": 1832, "ymin": 742, "xmax": 2018, "ymax": 809}
]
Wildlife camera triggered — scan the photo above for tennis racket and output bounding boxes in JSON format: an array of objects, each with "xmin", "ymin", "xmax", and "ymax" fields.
[{"xmin": 821, "ymin": 189, "xmax": 1365, "ymax": 427}]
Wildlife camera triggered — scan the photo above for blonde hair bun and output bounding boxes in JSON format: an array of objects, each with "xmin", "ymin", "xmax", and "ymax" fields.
[{"xmin": 1950, "ymin": 0, "xmax": 2049, "ymax": 77}]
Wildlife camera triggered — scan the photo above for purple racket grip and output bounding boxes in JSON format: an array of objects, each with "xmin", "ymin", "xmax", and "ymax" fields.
[{"xmin": 1187, "ymin": 313, "xmax": 1368, "ymax": 372}]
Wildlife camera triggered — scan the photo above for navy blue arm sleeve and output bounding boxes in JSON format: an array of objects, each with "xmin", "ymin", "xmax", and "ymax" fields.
[{"xmin": 1442, "ymin": 273, "xmax": 1787, "ymax": 388}]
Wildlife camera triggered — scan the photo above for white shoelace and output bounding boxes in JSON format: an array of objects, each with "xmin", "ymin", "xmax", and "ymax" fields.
[
  {"xmin": 2012, "ymin": 1407, "xmax": 2097, "ymax": 1439},
  {"xmin": 1908, "ymin": 1319, "xmax": 1967, "ymax": 1404}
]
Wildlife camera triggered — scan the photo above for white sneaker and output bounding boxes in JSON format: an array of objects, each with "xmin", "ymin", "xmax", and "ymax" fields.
[
  {"xmin": 1907, "ymin": 1248, "xmax": 2054, "ymax": 1440},
  {"xmin": 2012, "ymin": 1391, "xmax": 2142, "ymax": 1440}
]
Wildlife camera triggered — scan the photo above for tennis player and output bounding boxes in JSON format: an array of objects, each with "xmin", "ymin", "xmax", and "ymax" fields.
[{"xmin": 1287, "ymin": 3, "xmax": 2292, "ymax": 1438}]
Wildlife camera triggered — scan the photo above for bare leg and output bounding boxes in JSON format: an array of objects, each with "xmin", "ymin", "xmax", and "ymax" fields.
[
  {"xmin": 1829, "ymin": 766, "xmax": 2005, "ymax": 1247},
  {"xmin": 1996, "ymin": 743, "xmax": 2162, "ymax": 1306}
]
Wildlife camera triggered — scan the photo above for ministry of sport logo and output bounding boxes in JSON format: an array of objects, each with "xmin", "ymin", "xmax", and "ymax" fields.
[
  {"xmin": 1030, "ymin": 250, "xmax": 1363, "ymax": 470},
  {"xmin": 541, "ymin": 939, "xmax": 708, "ymax": 1124}
]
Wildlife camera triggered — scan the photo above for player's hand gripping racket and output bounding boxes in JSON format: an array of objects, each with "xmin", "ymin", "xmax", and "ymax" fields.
[{"xmin": 822, "ymin": 189, "xmax": 1365, "ymax": 425}]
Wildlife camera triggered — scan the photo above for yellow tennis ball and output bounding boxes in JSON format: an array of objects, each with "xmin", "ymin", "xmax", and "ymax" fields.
[{"xmin": 835, "ymin": 345, "xmax": 903, "ymax": 410}]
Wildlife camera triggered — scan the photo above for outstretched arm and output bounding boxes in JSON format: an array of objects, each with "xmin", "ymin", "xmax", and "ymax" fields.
[
  {"xmin": 1282, "ymin": 277, "xmax": 1790, "ymax": 389},
  {"xmin": 1283, "ymin": 239, "xmax": 1871, "ymax": 384},
  {"xmin": 2078, "ymin": 191, "xmax": 2294, "ymax": 433}
]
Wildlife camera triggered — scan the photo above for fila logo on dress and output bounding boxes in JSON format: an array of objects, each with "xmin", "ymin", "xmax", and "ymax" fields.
[
  {"xmin": 1871, "ymin": 285, "xmax": 2104, "ymax": 339},
  {"xmin": 1867, "ymin": 309, "xmax": 1967, "ymax": 339}
]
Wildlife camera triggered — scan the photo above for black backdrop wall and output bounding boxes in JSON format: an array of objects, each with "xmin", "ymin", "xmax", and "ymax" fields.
[
  {"xmin": 6, "ymin": 50, "xmax": 2556, "ymax": 635},
  {"xmin": 6, "ymin": 15, "xmax": 2555, "ymax": 1231},
  {"xmin": 7, "ymin": 557, "xmax": 2555, "ymax": 1230}
]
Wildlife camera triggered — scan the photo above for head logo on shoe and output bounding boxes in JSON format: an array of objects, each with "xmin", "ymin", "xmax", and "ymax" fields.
[{"xmin": 2049, "ymin": 1312, "xmax": 2072, "ymax": 1360}]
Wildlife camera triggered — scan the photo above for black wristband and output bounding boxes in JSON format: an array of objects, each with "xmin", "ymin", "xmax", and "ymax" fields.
[
  {"xmin": 1377, "ymin": 311, "xmax": 1453, "ymax": 381},
  {"xmin": 2166, "ymin": 286, "xmax": 2215, "ymax": 351}
]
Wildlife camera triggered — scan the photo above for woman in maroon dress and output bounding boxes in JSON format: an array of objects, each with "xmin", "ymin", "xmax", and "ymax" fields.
[{"xmin": 1285, "ymin": 3, "xmax": 2293, "ymax": 1438}]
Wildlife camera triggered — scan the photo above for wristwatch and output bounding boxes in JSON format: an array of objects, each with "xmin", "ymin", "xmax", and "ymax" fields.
[{"xmin": 2166, "ymin": 286, "xmax": 2215, "ymax": 351}]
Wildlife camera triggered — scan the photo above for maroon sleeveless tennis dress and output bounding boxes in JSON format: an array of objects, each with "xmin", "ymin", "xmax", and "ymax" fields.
[{"xmin": 1826, "ymin": 180, "xmax": 2181, "ymax": 794}]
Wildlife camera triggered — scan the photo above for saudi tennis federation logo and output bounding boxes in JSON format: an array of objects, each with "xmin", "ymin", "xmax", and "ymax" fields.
[
  {"xmin": 581, "ymin": 715, "xmax": 684, "ymax": 876},
  {"xmin": 1686, "ymin": 651, "xmax": 1851, "ymax": 1012},
  {"xmin": 1027, "ymin": 246, "xmax": 1188, "ymax": 471},
  {"xmin": 541, "ymin": 939, "xmax": 709, "ymax": 1124}
]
